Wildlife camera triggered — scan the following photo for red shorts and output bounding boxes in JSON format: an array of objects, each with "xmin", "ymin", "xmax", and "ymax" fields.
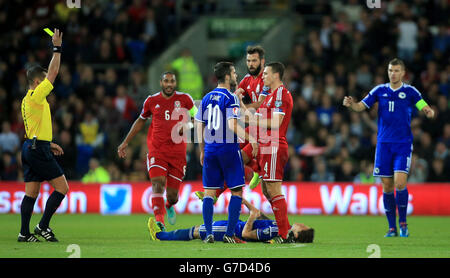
[
  {"xmin": 147, "ymin": 152, "xmax": 186, "ymax": 189},
  {"xmin": 242, "ymin": 144, "xmax": 289, "ymax": 182}
]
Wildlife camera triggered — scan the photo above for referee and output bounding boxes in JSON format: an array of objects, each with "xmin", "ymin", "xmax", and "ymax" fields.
[{"xmin": 18, "ymin": 29, "xmax": 68, "ymax": 242}]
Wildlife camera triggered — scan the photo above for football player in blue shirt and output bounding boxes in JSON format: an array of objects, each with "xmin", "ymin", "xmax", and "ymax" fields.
[
  {"xmin": 343, "ymin": 58, "xmax": 435, "ymax": 237},
  {"xmin": 147, "ymin": 198, "xmax": 314, "ymax": 243},
  {"xmin": 194, "ymin": 62, "xmax": 258, "ymax": 243}
]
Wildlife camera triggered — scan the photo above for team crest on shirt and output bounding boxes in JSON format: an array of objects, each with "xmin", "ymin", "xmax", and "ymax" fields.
[
  {"xmin": 174, "ymin": 101, "xmax": 181, "ymax": 110},
  {"xmin": 398, "ymin": 92, "xmax": 406, "ymax": 99},
  {"xmin": 275, "ymin": 100, "xmax": 282, "ymax": 108},
  {"xmin": 374, "ymin": 167, "xmax": 379, "ymax": 174}
]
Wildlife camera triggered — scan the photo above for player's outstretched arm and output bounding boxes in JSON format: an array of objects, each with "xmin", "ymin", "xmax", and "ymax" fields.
[
  {"xmin": 46, "ymin": 29, "xmax": 63, "ymax": 84},
  {"xmin": 343, "ymin": 96, "xmax": 366, "ymax": 112},
  {"xmin": 117, "ymin": 117, "xmax": 146, "ymax": 158}
]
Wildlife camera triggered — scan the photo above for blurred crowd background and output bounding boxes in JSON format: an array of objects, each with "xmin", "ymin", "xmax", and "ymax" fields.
[{"xmin": 0, "ymin": 0, "xmax": 449, "ymax": 183}]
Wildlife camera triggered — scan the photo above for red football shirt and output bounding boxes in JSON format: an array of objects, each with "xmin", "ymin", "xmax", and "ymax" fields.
[
  {"xmin": 255, "ymin": 84, "xmax": 293, "ymax": 147},
  {"xmin": 238, "ymin": 71, "xmax": 268, "ymax": 103},
  {"xmin": 140, "ymin": 91, "xmax": 194, "ymax": 155}
]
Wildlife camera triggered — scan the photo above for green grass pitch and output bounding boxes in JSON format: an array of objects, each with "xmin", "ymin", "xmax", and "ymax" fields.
[{"xmin": 1, "ymin": 214, "xmax": 449, "ymax": 258}]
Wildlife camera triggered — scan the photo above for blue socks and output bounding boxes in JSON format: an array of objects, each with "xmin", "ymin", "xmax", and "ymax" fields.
[
  {"xmin": 396, "ymin": 187, "xmax": 409, "ymax": 225},
  {"xmin": 384, "ymin": 188, "xmax": 409, "ymax": 230},
  {"xmin": 156, "ymin": 227, "xmax": 194, "ymax": 241},
  {"xmin": 383, "ymin": 191, "xmax": 397, "ymax": 230},
  {"xmin": 226, "ymin": 195, "xmax": 242, "ymax": 237},
  {"xmin": 202, "ymin": 196, "xmax": 214, "ymax": 236}
]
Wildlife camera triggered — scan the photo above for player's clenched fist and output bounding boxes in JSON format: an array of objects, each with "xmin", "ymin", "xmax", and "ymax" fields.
[{"xmin": 343, "ymin": 96, "xmax": 354, "ymax": 107}]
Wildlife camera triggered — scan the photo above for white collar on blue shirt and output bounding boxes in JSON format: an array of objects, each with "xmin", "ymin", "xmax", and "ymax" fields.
[{"xmin": 389, "ymin": 82, "xmax": 404, "ymax": 92}]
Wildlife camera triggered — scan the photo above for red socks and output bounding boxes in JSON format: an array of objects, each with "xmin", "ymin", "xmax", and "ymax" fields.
[
  {"xmin": 271, "ymin": 195, "xmax": 290, "ymax": 239},
  {"xmin": 151, "ymin": 194, "xmax": 166, "ymax": 224}
]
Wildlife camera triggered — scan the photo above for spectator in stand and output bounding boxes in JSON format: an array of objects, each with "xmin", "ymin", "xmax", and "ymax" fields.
[
  {"xmin": 81, "ymin": 157, "xmax": 111, "ymax": 183},
  {"xmin": 428, "ymin": 159, "xmax": 448, "ymax": 182},
  {"xmin": 113, "ymin": 84, "xmax": 138, "ymax": 124},
  {"xmin": 334, "ymin": 159, "xmax": 355, "ymax": 182},
  {"xmin": 408, "ymin": 154, "xmax": 428, "ymax": 183},
  {"xmin": 0, "ymin": 152, "xmax": 19, "ymax": 180},
  {"xmin": 310, "ymin": 157, "xmax": 334, "ymax": 182},
  {"xmin": 354, "ymin": 160, "xmax": 379, "ymax": 184},
  {"xmin": 0, "ymin": 121, "xmax": 20, "ymax": 154},
  {"xmin": 170, "ymin": 48, "xmax": 204, "ymax": 100}
]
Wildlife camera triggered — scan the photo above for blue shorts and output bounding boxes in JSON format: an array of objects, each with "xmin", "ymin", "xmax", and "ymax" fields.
[
  {"xmin": 202, "ymin": 149, "xmax": 245, "ymax": 190},
  {"xmin": 373, "ymin": 142, "xmax": 413, "ymax": 177},
  {"xmin": 21, "ymin": 140, "xmax": 64, "ymax": 182}
]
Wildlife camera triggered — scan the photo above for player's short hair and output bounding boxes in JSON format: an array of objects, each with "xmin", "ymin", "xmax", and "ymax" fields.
[
  {"xmin": 161, "ymin": 71, "xmax": 176, "ymax": 80},
  {"xmin": 214, "ymin": 61, "xmax": 234, "ymax": 83},
  {"xmin": 26, "ymin": 65, "xmax": 47, "ymax": 85},
  {"xmin": 296, "ymin": 228, "xmax": 315, "ymax": 243},
  {"xmin": 388, "ymin": 58, "xmax": 405, "ymax": 70},
  {"xmin": 266, "ymin": 62, "xmax": 285, "ymax": 80},
  {"xmin": 246, "ymin": 45, "xmax": 265, "ymax": 59}
]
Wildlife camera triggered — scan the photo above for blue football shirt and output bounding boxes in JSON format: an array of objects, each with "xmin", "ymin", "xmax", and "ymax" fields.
[
  {"xmin": 361, "ymin": 83, "xmax": 423, "ymax": 143},
  {"xmin": 195, "ymin": 87, "xmax": 241, "ymax": 153}
]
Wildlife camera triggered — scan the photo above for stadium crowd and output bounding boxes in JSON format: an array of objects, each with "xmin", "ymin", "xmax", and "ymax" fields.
[{"xmin": 0, "ymin": 0, "xmax": 449, "ymax": 183}]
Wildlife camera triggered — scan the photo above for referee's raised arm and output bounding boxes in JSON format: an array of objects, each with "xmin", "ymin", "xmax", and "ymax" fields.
[{"xmin": 46, "ymin": 29, "xmax": 62, "ymax": 84}]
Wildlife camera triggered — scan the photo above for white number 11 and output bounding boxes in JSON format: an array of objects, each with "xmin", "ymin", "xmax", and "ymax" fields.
[{"xmin": 388, "ymin": 101, "xmax": 395, "ymax": 112}]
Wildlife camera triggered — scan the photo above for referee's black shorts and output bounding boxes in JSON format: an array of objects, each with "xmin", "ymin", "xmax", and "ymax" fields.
[{"xmin": 21, "ymin": 139, "xmax": 64, "ymax": 182}]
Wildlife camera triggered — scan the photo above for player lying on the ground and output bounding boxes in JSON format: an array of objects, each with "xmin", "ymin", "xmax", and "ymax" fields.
[{"xmin": 147, "ymin": 198, "xmax": 314, "ymax": 244}]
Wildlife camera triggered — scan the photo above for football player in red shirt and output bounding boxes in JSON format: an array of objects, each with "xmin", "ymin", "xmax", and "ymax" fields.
[
  {"xmin": 194, "ymin": 46, "xmax": 268, "ymax": 202},
  {"xmin": 236, "ymin": 45, "xmax": 269, "ymax": 110},
  {"xmin": 118, "ymin": 72, "xmax": 197, "ymax": 231},
  {"xmin": 242, "ymin": 62, "xmax": 294, "ymax": 242}
]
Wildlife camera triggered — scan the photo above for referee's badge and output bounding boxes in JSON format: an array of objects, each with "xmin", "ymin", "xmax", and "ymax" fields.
[{"xmin": 398, "ymin": 92, "xmax": 406, "ymax": 99}]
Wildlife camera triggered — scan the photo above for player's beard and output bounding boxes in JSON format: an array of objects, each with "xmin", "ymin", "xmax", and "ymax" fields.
[
  {"xmin": 162, "ymin": 86, "xmax": 175, "ymax": 97},
  {"xmin": 230, "ymin": 79, "xmax": 237, "ymax": 92},
  {"xmin": 248, "ymin": 63, "xmax": 262, "ymax": 77}
]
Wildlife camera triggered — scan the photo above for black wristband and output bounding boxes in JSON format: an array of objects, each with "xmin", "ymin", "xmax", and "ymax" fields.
[{"xmin": 53, "ymin": 46, "xmax": 62, "ymax": 53}]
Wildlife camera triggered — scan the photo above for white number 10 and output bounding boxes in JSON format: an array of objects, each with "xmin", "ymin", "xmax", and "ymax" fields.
[
  {"xmin": 207, "ymin": 104, "xmax": 221, "ymax": 130},
  {"xmin": 388, "ymin": 101, "xmax": 395, "ymax": 112}
]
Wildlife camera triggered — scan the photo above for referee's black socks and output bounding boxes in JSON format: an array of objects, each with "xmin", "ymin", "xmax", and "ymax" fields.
[
  {"xmin": 20, "ymin": 195, "xmax": 37, "ymax": 236},
  {"xmin": 39, "ymin": 191, "xmax": 66, "ymax": 230}
]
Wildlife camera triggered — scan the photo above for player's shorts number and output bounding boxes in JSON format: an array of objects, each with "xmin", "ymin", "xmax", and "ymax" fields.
[{"xmin": 207, "ymin": 104, "xmax": 221, "ymax": 130}]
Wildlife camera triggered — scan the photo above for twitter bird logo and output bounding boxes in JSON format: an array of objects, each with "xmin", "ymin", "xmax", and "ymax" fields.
[{"xmin": 100, "ymin": 185, "xmax": 132, "ymax": 214}]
